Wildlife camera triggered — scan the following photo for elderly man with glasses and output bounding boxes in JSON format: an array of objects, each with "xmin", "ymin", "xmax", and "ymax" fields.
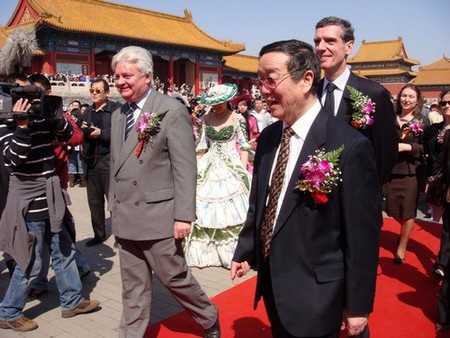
[
  {"xmin": 231, "ymin": 39, "xmax": 380, "ymax": 338},
  {"xmin": 81, "ymin": 78, "xmax": 122, "ymax": 247}
]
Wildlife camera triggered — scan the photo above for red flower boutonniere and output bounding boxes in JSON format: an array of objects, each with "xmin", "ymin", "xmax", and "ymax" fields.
[
  {"xmin": 295, "ymin": 145, "xmax": 344, "ymax": 205},
  {"xmin": 135, "ymin": 110, "xmax": 168, "ymax": 158},
  {"xmin": 400, "ymin": 120, "xmax": 424, "ymax": 140},
  {"xmin": 347, "ymin": 86, "xmax": 375, "ymax": 129}
]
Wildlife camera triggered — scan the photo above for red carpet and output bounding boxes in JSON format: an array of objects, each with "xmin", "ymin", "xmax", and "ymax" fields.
[{"xmin": 145, "ymin": 218, "xmax": 450, "ymax": 337}]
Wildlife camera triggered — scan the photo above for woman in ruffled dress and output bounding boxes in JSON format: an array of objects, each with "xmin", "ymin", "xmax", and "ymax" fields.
[
  {"xmin": 185, "ymin": 83, "xmax": 252, "ymax": 269},
  {"xmin": 385, "ymin": 84, "xmax": 430, "ymax": 264}
]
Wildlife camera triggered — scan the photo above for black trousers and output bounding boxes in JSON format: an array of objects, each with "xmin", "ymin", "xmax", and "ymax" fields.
[
  {"xmin": 86, "ymin": 153, "xmax": 110, "ymax": 240},
  {"xmin": 435, "ymin": 204, "xmax": 450, "ymax": 271},
  {"xmin": 261, "ymin": 261, "xmax": 369, "ymax": 338}
]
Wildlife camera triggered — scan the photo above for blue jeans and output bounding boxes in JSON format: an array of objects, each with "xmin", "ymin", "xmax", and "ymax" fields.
[
  {"xmin": 31, "ymin": 243, "xmax": 91, "ymax": 290},
  {"xmin": 0, "ymin": 220, "xmax": 84, "ymax": 321},
  {"xmin": 68, "ymin": 150, "xmax": 83, "ymax": 174}
]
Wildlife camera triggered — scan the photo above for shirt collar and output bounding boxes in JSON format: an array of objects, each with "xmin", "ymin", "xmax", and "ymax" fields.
[
  {"xmin": 283, "ymin": 99, "xmax": 321, "ymax": 141},
  {"xmin": 324, "ymin": 67, "xmax": 351, "ymax": 92}
]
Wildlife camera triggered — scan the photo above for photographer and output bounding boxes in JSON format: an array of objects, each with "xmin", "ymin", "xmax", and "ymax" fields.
[
  {"xmin": 0, "ymin": 85, "xmax": 100, "ymax": 332},
  {"xmin": 81, "ymin": 78, "xmax": 121, "ymax": 247}
]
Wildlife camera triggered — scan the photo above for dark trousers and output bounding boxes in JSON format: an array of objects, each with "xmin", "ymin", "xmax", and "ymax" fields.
[
  {"xmin": 261, "ymin": 261, "xmax": 339, "ymax": 338},
  {"xmin": 261, "ymin": 261, "xmax": 369, "ymax": 338},
  {"xmin": 86, "ymin": 153, "xmax": 110, "ymax": 240},
  {"xmin": 436, "ymin": 204, "xmax": 450, "ymax": 271},
  {"xmin": 438, "ymin": 233, "xmax": 450, "ymax": 325}
]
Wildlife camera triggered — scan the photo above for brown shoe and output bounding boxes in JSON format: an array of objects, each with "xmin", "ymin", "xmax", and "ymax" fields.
[
  {"xmin": 62, "ymin": 299, "xmax": 100, "ymax": 318},
  {"xmin": 0, "ymin": 316, "xmax": 38, "ymax": 332}
]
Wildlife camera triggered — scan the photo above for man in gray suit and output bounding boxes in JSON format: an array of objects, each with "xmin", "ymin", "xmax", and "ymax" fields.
[{"xmin": 110, "ymin": 46, "xmax": 220, "ymax": 338}]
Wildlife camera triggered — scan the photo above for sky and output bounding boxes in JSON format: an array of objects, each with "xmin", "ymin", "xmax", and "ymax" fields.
[{"xmin": 1, "ymin": 0, "xmax": 449, "ymax": 69}]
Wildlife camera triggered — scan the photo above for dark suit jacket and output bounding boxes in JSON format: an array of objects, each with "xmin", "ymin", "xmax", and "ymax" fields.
[
  {"xmin": 318, "ymin": 72, "xmax": 398, "ymax": 185},
  {"xmin": 109, "ymin": 90, "xmax": 197, "ymax": 241},
  {"xmin": 233, "ymin": 110, "xmax": 381, "ymax": 337},
  {"xmin": 81, "ymin": 99, "xmax": 121, "ymax": 169}
]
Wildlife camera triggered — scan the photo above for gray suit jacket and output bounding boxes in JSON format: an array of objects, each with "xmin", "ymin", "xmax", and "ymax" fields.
[{"xmin": 109, "ymin": 90, "xmax": 196, "ymax": 240}]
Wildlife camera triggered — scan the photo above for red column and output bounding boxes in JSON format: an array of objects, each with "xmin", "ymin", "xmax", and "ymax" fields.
[
  {"xmin": 194, "ymin": 58, "xmax": 200, "ymax": 95},
  {"xmin": 168, "ymin": 56, "xmax": 174, "ymax": 87},
  {"xmin": 90, "ymin": 47, "xmax": 96, "ymax": 77},
  {"xmin": 218, "ymin": 66, "xmax": 222, "ymax": 85}
]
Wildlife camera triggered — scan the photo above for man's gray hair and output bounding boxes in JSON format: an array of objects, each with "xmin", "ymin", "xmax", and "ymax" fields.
[{"xmin": 111, "ymin": 46, "xmax": 154, "ymax": 82}]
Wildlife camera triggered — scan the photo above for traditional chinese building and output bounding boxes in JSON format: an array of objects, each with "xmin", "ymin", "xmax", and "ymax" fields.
[
  {"xmin": 1, "ymin": 0, "xmax": 245, "ymax": 94},
  {"xmin": 411, "ymin": 55, "xmax": 450, "ymax": 100},
  {"xmin": 222, "ymin": 53, "xmax": 258, "ymax": 93},
  {"xmin": 348, "ymin": 37, "xmax": 419, "ymax": 96}
]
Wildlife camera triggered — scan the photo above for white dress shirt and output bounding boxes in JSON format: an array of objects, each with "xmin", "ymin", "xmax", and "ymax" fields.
[
  {"xmin": 321, "ymin": 67, "xmax": 351, "ymax": 116},
  {"xmin": 268, "ymin": 100, "xmax": 322, "ymax": 224}
]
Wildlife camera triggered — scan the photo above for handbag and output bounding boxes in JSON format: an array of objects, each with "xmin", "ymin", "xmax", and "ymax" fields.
[{"xmin": 426, "ymin": 172, "xmax": 445, "ymax": 206}]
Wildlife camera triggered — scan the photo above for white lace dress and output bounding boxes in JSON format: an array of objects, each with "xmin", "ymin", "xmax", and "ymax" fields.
[{"xmin": 184, "ymin": 115, "xmax": 252, "ymax": 269}]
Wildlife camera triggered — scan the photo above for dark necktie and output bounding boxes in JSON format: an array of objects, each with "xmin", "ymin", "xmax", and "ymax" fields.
[
  {"xmin": 124, "ymin": 103, "xmax": 138, "ymax": 140},
  {"xmin": 260, "ymin": 126, "xmax": 295, "ymax": 259},
  {"xmin": 324, "ymin": 82, "xmax": 337, "ymax": 115}
]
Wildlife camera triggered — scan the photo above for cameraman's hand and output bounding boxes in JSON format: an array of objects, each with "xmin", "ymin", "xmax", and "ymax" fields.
[
  {"xmin": 13, "ymin": 98, "xmax": 31, "ymax": 127},
  {"xmin": 89, "ymin": 126, "xmax": 101, "ymax": 139}
]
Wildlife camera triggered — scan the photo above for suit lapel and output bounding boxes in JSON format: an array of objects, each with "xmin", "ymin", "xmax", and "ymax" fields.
[{"xmin": 272, "ymin": 111, "xmax": 328, "ymax": 236}]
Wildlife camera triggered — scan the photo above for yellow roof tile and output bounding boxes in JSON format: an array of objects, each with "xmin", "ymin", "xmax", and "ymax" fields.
[
  {"xmin": 348, "ymin": 37, "xmax": 419, "ymax": 65},
  {"xmin": 6, "ymin": 0, "xmax": 245, "ymax": 54},
  {"xmin": 412, "ymin": 69, "xmax": 450, "ymax": 86},
  {"xmin": 420, "ymin": 55, "xmax": 450, "ymax": 70},
  {"xmin": 410, "ymin": 56, "xmax": 450, "ymax": 85},
  {"xmin": 223, "ymin": 54, "xmax": 258, "ymax": 73},
  {"xmin": 351, "ymin": 68, "xmax": 417, "ymax": 77}
]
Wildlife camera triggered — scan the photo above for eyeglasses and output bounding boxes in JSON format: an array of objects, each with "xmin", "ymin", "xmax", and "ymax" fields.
[
  {"xmin": 439, "ymin": 101, "xmax": 450, "ymax": 107},
  {"xmin": 89, "ymin": 88, "xmax": 104, "ymax": 94},
  {"xmin": 253, "ymin": 71, "xmax": 292, "ymax": 90}
]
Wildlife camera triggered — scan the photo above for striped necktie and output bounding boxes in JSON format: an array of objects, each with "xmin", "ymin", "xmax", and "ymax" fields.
[
  {"xmin": 324, "ymin": 82, "xmax": 337, "ymax": 115},
  {"xmin": 260, "ymin": 126, "xmax": 295, "ymax": 259},
  {"xmin": 124, "ymin": 103, "xmax": 138, "ymax": 140}
]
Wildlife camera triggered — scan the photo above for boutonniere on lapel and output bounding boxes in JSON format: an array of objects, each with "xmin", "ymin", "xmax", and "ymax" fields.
[
  {"xmin": 295, "ymin": 145, "xmax": 344, "ymax": 205},
  {"xmin": 437, "ymin": 128, "xmax": 447, "ymax": 144},
  {"xmin": 135, "ymin": 110, "xmax": 168, "ymax": 158},
  {"xmin": 347, "ymin": 85, "xmax": 375, "ymax": 129},
  {"xmin": 400, "ymin": 119, "xmax": 424, "ymax": 140}
]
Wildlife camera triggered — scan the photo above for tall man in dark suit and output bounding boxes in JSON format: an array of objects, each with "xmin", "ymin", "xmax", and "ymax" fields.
[
  {"xmin": 230, "ymin": 40, "xmax": 381, "ymax": 338},
  {"xmin": 314, "ymin": 16, "xmax": 397, "ymax": 185},
  {"xmin": 110, "ymin": 46, "xmax": 220, "ymax": 338}
]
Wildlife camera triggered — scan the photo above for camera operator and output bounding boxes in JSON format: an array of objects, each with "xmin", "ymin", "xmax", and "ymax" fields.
[
  {"xmin": 81, "ymin": 78, "xmax": 121, "ymax": 247},
  {"xmin": 0, "ymin": 84, "xmax": 100, "ymax": 332}
]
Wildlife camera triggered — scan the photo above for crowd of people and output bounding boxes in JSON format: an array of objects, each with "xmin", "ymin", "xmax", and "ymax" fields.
[{"xmin": 0, "ymin": 15, "xmax": 449, "ymax": 338}]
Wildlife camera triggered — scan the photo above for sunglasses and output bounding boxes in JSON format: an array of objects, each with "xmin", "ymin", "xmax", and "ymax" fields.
[
  {"xmin": 89, "ymin": 88, "xmax": 104, "ymax": 94},
  {"xmin": 439, "ymin": 101, "xmax": 450, "ymax": 107}
]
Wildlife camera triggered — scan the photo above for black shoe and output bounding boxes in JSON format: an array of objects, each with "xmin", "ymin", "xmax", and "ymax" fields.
[
  {"xmin": 204, "ymin": 317, "xmax": 220, "ymax": 338},
  {"xmin": 393, "ymin": 255, "xmax": 404, "ymax": 264},
  {"xmin": 433, "ymin": 268, "xmax": 445, "ymax": 280},
  {"xmin": 85, "ymin": 237, "xmax": 105, "ymax": 247},
  {"xmin": 436, "ymin": 323, "xmax": 450, "ymax": 331}
]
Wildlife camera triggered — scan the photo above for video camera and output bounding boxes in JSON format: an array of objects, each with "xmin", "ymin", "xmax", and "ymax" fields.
[{"xmin": 0, "ymin": 82, "xmax": 63, "ymax": 124}]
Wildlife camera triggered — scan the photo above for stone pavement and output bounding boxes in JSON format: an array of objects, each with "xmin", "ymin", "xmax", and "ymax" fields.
[{"xmin": 0, "ymin": 185, "xmax": 256, "ymax": 337}]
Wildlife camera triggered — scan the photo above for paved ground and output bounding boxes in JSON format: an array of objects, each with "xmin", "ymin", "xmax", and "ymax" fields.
[{"xmin": 0, "ymin": 184, "xmax": 256, "ymax": 337}]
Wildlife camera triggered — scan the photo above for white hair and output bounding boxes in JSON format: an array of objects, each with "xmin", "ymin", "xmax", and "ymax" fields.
[{"xmin": 111, "ymin": 46, "xmax": 154, "ymax": 82}]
